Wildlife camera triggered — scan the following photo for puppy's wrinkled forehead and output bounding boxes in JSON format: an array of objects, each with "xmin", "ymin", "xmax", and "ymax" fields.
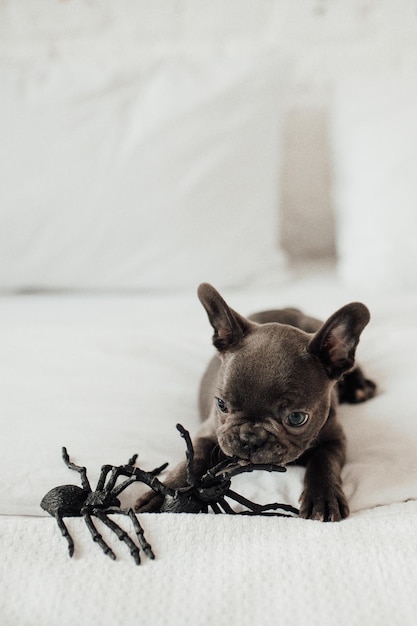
[{"xmin": 220, "ymin": 325, "xmax": 327, "ymax": 407}]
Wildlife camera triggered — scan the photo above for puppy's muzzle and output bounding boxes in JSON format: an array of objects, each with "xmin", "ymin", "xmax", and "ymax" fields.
[{"xmin": 239, "ymin": 423, "xmax": 268, "ymax": 457}]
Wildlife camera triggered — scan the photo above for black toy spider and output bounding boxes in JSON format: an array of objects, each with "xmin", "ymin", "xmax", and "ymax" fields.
[
  {"xmin": 41, "ymin": 424, "xmax": 298, "ymax": 565},
  {"xmin": 40, "ymin": 448, "xmax": 167, "ymax": 565},
  {"xmin": 129, "ymin": 424, "xmax": 300, "ymax": 517}
]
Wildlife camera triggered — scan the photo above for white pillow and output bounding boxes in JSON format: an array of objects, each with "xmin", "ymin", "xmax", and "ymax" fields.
[
  {"xmin": 0, "ymin": 50, "xmax": 285, "ymax": 291},
  {"xmin": 331, "ymin": 74, "xmax": 417, "ymax": 292}
]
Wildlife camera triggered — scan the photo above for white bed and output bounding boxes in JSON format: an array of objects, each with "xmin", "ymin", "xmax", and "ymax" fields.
[
  {"xmin": 2, "ymin": 3, "xmax": 417, "ymax": 626},
  {"xmin": 2, "ymin": 271, "xmax": 417, "ymax": 626}
]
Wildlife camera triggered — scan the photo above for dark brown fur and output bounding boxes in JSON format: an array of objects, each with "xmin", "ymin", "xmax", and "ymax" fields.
[{"xmin": 135, "ymin": 284, "xmax": 376, "ymax": 521}]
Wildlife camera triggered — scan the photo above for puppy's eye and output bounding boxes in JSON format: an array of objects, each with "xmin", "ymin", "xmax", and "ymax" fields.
[
  {"xmin": 215, "ymin": 397, "xmax": 229, "ymax": 413},
  {"xmin": 287, "ymin": 411, "xmax": 309, "ymax": 427}
]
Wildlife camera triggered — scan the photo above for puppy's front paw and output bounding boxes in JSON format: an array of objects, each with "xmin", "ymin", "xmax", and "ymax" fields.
[
  {"xmin": 299, "ymin": 485, "xmax": 349, "ymax": 522},
  {"xmin": 134, "ymin": 489, "xmax": 165, "ymax": 513}
]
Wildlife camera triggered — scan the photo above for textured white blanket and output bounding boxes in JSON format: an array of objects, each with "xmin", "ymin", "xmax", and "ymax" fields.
[
  {"xmin": 2, "ymin": 272, "xmax": 417, "ymax": 626},
  {"xmin": 2, "ymin": 503, "xmax": 417, "ymax": 626}
]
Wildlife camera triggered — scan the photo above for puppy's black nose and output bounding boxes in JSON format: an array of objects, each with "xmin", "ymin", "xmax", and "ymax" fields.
[{"xmin": 239, "ymin": 425, "xmax": 267, "ymax": 455}]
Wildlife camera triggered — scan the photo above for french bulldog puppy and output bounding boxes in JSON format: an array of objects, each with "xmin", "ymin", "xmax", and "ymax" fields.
[{"xmin": 135, "ymin": 283, "xmax": 376, "ymax": 521}]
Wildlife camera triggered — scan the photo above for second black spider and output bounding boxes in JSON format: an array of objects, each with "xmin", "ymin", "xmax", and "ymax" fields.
[{"xmin": 131, "ymin": 424, "xmax": 300, "ymax": 516}]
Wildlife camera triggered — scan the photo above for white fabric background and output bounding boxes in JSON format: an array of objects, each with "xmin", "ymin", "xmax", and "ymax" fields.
[
  {"xmin": 0, "ymin": 51, "xmax": 285, "ymax": 291},
  {"xmin": 332, "ymin": 73, "xmax": 417, "ymax": 292}
]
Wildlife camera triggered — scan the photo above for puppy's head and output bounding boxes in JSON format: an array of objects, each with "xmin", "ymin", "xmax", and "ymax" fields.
[{"xmin": 198, "ymin": 283, "xmax": 370, "ymax": 466}]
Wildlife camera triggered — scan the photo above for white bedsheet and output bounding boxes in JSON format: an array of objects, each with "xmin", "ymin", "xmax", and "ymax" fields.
[
  {"xmin": 2, "ymin": 503, "xmax": 417, "ymax": 626},
  {"xmin": 1, "ymin": 265, "xmax": 417, "ymax": 625}
]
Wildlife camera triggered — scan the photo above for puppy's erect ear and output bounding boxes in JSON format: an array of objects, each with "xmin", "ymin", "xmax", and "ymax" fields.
[
  {"xmin": 308, "ymin": 302, "xmax": 370, "ymax": 380},
  {"xmin": 197, "ymin": 283, "xmax": 252, "ymax": 352}
]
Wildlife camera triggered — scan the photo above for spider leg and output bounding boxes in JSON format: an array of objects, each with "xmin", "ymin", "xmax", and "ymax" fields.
[
  {"xmin": 225, "ymin": 489, "xmax": 299, "ymax": 516},
  {"xmin": 55, "ymin": 513, "xmax": 75, "ymax": 557},
  {"xmin": 96, "ymin": 453, "xmax": 140, "ymax": 494},
  {"xmin": 104, "ymin": 466, "xmax": 122, "ymax": 493},
  {"xmin": 127, "ymin": 453, "xmax": 138, "ymax": 466},
  {"xmin": 224, "ymin": 488, "xmax": 271, "ymax": 513},
  {"xmin": 94, "ymin": 510, "xmax": 141, "ymax": 565},
  {"xmin": 215, "ymin": 497, "xmax": 236, "ymax": 515},
  {"xmin": 109, "ymin": 460, "xmax": 169, "ymax": 497},
  {"xmin": 149, "ymin": 462, "xmax": 169, "ymax": 476},
  {"xmin": 202, "ymin": 457, "xmax": 239, "ymax": 484},
  {"xmin": 83, "ymin": 512, "xmax": 116, "ymax": 561},
  {"xmin": 243, "ymin": 502, "xmax": 300, "ymax": 516},
  {"xmin": 96, "ymin": 465, "xmax": 115, "ymax": 491},
  {"xmin": 221, "ymin": 463, "xmax": 286, "ymax": 480},
  {"xmin": 62, "ymin": 447, "xmax": 91, "ymax": 492},
  {"xmin": 176, "ymin": 424, "xmax": 198, "ymax": 487},
  {"xmin": 126, "ymin": 467, "xmax": 175, "ymax": 498},
  {"xmin": 112, "ymin": 477, "xmax": 138, "ymax": 498},
  {"xmin": 100, "ymin": 464, "xmax": 135, "ymax": 494},
  {"xmin": 201, "ymin": 462, "xmax": 285, "ymax": 493},
  {"xmin": 119, "ymin": 508, "xmax": 155, "ymax": 560},
  {"xmin": 209, "ymin": 502, "xmax": 222, "ymax": 514}
]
